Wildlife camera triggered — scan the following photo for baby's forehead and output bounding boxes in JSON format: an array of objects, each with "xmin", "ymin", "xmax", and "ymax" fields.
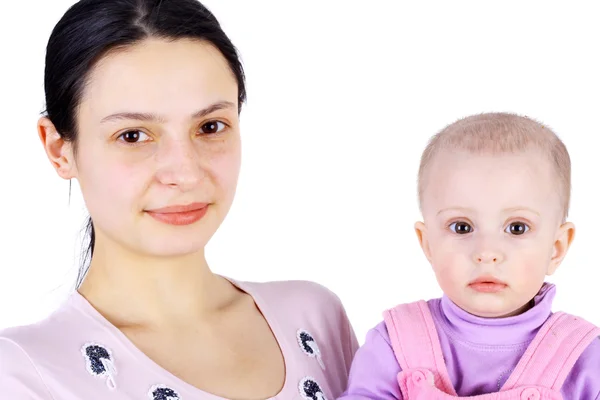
[
  {"xmin": 422, "ymin": 151, "xmax": 563, "ymax": 215},
  {"xmin": 417, "ymin": 113, "xmax": 571, "ymax": 220},
  {"xmin": 428, "ymin": 147, "xmax": 554, "ymax": 177}
]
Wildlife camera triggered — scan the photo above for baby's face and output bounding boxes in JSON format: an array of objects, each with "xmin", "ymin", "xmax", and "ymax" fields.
[{"xmin": 416, "ymin": 149, "xmax": 573, "ymax": 318}]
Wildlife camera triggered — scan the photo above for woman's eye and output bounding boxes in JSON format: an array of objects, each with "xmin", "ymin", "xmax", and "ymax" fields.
[
  {"xmin": 449, "ymin": 221, "xmax": 473, "ymax": 234},
  {"xmin": 200, "ymin": 121, "xmax": 226, "ymax": 135},
  {"xmin": 118, "ymin": 130, "xmax": 150, "ymax": 143},
  {"xmin": 505, "ymin": 222, "xmax": 530, "ymax": 235}
]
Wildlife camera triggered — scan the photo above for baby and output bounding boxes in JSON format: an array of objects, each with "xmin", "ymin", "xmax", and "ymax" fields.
[{"xmin": 339, "ymin": 113, "xmax": 600, "ymax": 399}]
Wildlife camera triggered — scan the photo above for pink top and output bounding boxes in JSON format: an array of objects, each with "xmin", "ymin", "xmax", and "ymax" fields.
[
  {"xmin": 0, "ymin": 279, "xmax": 358, "ymax": 400},
  {"xmin": 383, "ymin": 299, "xmax": 600, "ymax": 399},
  {"xmin": 339, "ymin": 284, "xmax": 600, "ymax": 400}
]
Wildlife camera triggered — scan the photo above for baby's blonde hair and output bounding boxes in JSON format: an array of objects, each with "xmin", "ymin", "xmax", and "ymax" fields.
[{"xmin": 418, "ymin": 113, "xmax": 571, "ymax": 220}]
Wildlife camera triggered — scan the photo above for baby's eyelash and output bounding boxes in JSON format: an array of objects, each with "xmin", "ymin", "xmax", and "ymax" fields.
[
  {"xmin": 504, "ymin": 221, "xmax": 531, "ymax": 235},
  {"xmin": 448, "ymin": 220, "xmax": 473, "ymax": 234}
]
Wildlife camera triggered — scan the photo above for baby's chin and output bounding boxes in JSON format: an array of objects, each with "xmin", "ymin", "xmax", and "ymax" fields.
[{"xmin": 456, "ymin": 295, "xmax": 532, "ymax": 319}]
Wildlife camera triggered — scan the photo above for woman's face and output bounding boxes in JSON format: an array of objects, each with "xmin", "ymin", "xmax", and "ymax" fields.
[{"xmin": 69, "ymin": 38, "xmax": 241, "ymax": 257}]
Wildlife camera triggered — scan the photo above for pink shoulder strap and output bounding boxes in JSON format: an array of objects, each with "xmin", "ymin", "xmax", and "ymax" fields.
[
  {"xmin": 383, "ymin": 301, "xmax": 457, "ymax": 396},
  {"xmin": 502, "ymin": 311, "xmax": 600, "ymax": 391}
]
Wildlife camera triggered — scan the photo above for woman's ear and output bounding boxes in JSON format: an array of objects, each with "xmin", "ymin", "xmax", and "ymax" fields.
[{"xmin": 38, "ymin": 117, "xmax": 77, "ymax": 179}]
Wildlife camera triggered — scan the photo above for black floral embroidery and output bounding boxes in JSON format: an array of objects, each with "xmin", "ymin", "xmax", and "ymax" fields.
[
  {"xmin": 297, "ymin": 329, "xmax": 325, "ymax": 370},
  {"xmin": 81, "ymin": 343, "xmax": 117, "ymax": 389},
  {"xmin": 299, "ymin": 377, "xmax": 327, "ymax": 400},
  {"xmin": 148, "ymin": 384, "xmax": 181, "ymax": 400}
]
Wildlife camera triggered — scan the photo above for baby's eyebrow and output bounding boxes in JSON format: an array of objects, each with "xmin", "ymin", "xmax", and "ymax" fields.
[
  {"xmin": 436, "ymin": 207, "xmax": 472, "ymax": 216},
  {"xmin": 502, "ymin": 207, "xmax": 540, "ymax": 216},
  {"xmin": 436, "ymin": 206, "xmax": 541, "ymax": 216}
]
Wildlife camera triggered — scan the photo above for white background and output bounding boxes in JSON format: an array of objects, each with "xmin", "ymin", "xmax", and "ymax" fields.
[{"xmin": 0, "ymin": 1, "xmax": 599, "ymax": 342}]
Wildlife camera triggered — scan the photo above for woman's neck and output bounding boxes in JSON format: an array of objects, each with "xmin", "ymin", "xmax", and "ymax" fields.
[{"xmin": 78, "ymin": 237, "xmax": 238, "ymax": 329}]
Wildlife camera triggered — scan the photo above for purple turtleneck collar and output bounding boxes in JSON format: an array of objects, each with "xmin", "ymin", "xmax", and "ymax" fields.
[{"xmin": 434, "ymin": 283, "xmax": 555, "ymax": 346}]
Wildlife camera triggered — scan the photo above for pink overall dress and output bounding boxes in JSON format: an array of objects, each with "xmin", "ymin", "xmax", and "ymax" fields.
[{"xmin": 383, "ymin": 301, "xmax": 600, "ymax": 400}]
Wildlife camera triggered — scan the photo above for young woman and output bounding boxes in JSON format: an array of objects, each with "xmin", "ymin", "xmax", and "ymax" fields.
[{"xmin": 0, "ymin": 1, "xmax": 358, "ymax": 399}]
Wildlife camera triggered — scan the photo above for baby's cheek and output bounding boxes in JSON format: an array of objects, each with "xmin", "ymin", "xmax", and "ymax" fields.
[
  {"xmin": 433, "ymin": 256, "xmax": 465, "ymax": 291},
  {"xmin": 513, "ymin": 256, "xmax": 548, "ymax": 292},
  {"xmin": 516, "ymin": 246, "xmax": 549, "ymax": 271}
]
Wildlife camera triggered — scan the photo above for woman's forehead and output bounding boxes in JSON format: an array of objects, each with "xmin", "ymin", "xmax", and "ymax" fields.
[{"xmin": 80, "ymin": 38, "xmax": 238, "ymax": 120}]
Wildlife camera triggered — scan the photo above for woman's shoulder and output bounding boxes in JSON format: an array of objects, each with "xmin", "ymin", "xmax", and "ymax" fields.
[
  {"xmin": 236, "ymin": 279, "xmax": 359, "ymax": 396},
  {"xmin": 0, "ymin": 296, "xmax": 88, "ymax": 398},
  {"xmin": 0, "ymin": 294, "xmax": 90, "ymax": 350},
  {"xmin": 235, "ymin": 279, "xmax": 345, "ymax": 314},
  {"xmin": 0, "ymin": 307, "xmax": 68, "ymax": 352},
  {"xmin": 0, "ymin": 293, "xmax": 113, "ymax": 368},
  {"xmin": 0, "ymin": 332, "xmax": 55, "ymax": 398},
  {"xmin": 234, "ymin": 279, "xmax": 353, "ymax": 335}
]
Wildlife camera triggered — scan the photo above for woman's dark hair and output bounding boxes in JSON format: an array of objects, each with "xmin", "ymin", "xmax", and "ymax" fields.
[{"xmin": 44, "ymin": 0, "xmax": 246, "ymax": 288}]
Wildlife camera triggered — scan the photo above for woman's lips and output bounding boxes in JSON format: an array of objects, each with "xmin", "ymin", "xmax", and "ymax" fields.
[{"xmin": 145, "ymin": 203, "xmax": 209, "ymax": 226}]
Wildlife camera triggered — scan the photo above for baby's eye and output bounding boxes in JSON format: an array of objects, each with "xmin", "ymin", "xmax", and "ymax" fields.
[
  {"xmin": 505, "ymin": 222, "xmax": 529, "ymax": 235},
  {"xmin": 449, "ymin": 221, "xmax": 472, "ymax": 234},
  {"xmin": 199, "ymin": 120, "xmax": 226, "ymax": 135},
  {"xmin": 118, "ymin": 130, "xmax": 150, "ymax": 143}
]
